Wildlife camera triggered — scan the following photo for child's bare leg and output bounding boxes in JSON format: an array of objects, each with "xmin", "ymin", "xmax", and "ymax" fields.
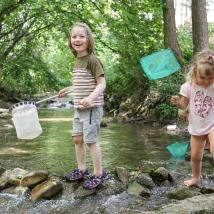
[
  {"xmin": 184, "ymin": 135, "xmax": 206, "ymax": 186},
  {"xmin": 208, "ymin": 130, "xmax": 214, "ymax": 159},
  {"xmin": 87, "ymin": 142, "xmax": 102, "ymax": 176},
  {"xmin": 205, "ymin": 139, "xmax": 210, "ymax": 150},
  {"xmin": 74, "ymin": 135, "xmax": 87, "ymax": 171}
]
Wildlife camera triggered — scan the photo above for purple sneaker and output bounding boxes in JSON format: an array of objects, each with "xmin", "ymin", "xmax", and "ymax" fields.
[
  {"xmin": 64, "ymin": 168, "xmax": 89, "ymax": 182},
  {"xmin": 83, "ymin": 170, "xmax": 108, "ymax": 189}
]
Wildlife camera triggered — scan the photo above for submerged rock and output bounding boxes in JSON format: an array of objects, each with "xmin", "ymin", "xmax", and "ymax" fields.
[
  {"xmin": 128, "ymin": 181, "xmax": 150, "ymax": 197},
  {"xmin": 167, "ymin": 186, "xmax": 201, "ymax": 200}
]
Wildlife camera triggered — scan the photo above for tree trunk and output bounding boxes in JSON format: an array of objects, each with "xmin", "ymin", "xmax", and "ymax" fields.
[
  {"xmin": 192, "ymin": 0, "xmax": 209, "ymax": 53},
  {"xmin": 162, "ymin": 0, "xmax": 182, "ymax": 60}
]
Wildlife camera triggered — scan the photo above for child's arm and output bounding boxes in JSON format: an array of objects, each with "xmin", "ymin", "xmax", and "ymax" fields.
[
  {"xmin": 171, "ymin": 95, "xmax": 189, "ymax": 110},
  {"xmin": 58, "ymin": 86, "xmax": 73, "ymax": 97},
  {"xmin": 80, "ymin": 75, "xmax": 106, "ymax": 108}
]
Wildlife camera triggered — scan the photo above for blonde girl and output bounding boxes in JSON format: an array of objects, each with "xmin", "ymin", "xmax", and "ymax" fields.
[
  {"xmin": 59, "ymin": 23, "xmax": 107, "ymax": 189},
  {"xmin": 171, "ymin": 49, "xmax": 214, "ymax": 187}
]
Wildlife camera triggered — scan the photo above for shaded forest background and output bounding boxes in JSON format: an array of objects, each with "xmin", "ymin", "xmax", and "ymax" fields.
[{"xmin": 1, "ymin": 0, "xmax": 214, "ymax": 121}]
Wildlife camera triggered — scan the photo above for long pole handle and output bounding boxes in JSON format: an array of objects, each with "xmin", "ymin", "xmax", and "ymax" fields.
[{"xmin": 36, "ymin": 90, "xmax": 73, "ymax": 104}]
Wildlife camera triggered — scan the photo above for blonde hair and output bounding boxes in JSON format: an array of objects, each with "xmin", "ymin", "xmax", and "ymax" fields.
[
  {"xmin": 187, "ymin": 49, "xmax": 214, "ymax": 84},
  {"xmin": 68, "ymin": 22, "xmax": 95, "ymax": 56}
]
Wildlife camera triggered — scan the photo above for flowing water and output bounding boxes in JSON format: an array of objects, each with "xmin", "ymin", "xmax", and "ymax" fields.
[{"xmin": 0, "ymin": 108, "xmax": 209, "ymax": 175}]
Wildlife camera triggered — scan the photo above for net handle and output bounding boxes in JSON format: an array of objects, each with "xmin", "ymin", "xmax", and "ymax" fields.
[{"xmin": 36, "ymin": 90, "xmax": 73, "ymax": 104}]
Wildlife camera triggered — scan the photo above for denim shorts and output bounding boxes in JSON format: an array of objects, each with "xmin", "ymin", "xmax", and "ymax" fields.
[{"xmin": 72, "ymin": 106, "xmax": 103, "ymax": 144}]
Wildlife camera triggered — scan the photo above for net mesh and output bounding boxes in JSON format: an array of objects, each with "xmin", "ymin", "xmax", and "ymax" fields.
[
  {"xmin": 140, "ymin": 49, "xmax": 181, "ymax": 80},
  {"xmin": 166, "ymin": 142, "xmax": 189, "ymax": 159}
]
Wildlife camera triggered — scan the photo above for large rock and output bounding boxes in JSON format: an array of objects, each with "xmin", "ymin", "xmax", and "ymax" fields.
[
  {"xmin": 143, "ymin": 193, "xmax": 214, "ymax": 214},
  {"xmin": 0, "ymin": 168, "xmax": 28, "ymax": 190},
  {"xmin": 96, "ymin": 177, "xmax": 126, "ymax": 197},
  {"xmin": 20, "ymin": 170, "xmax": 48, "ymax": 187},
  {"xmin": 31, "ymin": 178, "xmax": 63, "ymax": 201},
  {"xmin": 7, "ymin": 168, "xmax": 29, "ymax": 185}
]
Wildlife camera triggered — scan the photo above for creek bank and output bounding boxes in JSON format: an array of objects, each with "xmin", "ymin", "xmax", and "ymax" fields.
[
  {"xmin": 0, "ymin": 108, "xmax": 12, "ymax": 135},
  {"xmin": 107, "ymin": 93, "xmax": 168, "ymax": 122},
  {"xmin": 0, "ymin": 165, "xmax": 214, "ymax": 213},
  {"xmin": 0, "ymin": 98, "xmax": 181, "ymax": 131}
]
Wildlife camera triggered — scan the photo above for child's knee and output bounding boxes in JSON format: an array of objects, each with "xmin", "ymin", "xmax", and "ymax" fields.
[
  {"xmin": 191, "ymin": 154, "xmax": 202, "ymax": 163},
  {"xmin": 87, "ymin": 142, "xmax": 96, "ymax": 148},
  {"xmin": 73, "ymin": 136, "xmax": 83, "ymax": 144}
]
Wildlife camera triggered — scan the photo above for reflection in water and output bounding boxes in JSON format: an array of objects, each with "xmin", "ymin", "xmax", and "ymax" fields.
[{"xmin": 0, "ymin": 109, "xmax": 208, "ymax": 175}]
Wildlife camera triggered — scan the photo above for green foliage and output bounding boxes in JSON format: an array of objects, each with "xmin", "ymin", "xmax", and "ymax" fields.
[
  {"xmin": 209, "ymin": 23, "xmax": 214, "ymax": 50},
  {"xmin": 0, "ymin": 0, "xmax": 206, "ymax": 121},
  {"xmin": 96, "ymin": 0, "xmax": 163, "ymax": 111},
  {"xmin": 155, "ymin": 103, "xmax": 177, "ymax": 121},
  {"xmin": 145, "ymin": 65, "xmax": 186, "ymax": 121},
  {"xmin": 177, "ymin": 24, "xmax": 193, "ymax": 61},
  {"xmin": 0, "ymin": 0, "xmax": 74, "ymax": 98}
]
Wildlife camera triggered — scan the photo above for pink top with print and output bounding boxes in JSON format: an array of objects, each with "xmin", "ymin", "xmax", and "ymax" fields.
[{"xmin": 180, "ymin": 82, "xmax": 214, "ymax": 135}]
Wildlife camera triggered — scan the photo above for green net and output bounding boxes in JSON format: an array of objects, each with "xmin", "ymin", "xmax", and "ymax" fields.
[
  {"xmin": 140, "ymin": 49, "xmax": 181, "ymax": 80},
  {"xmin": 166, "ymin": 141, "xmax": 189, "ymax": 159}
]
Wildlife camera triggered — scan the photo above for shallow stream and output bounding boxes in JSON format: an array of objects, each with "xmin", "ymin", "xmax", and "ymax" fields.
[{"xmin": 0, "ymin": 108, "xmax": 208, "ymax": 175}]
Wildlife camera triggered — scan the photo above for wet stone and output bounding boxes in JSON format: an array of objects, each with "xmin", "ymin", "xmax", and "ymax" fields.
[
  {"xmin": 1, "ymin": 185, "xmax": 29, "ymax": 196},
  {"xmin": 167, "ymin": 186, "xmax": 201, "ymax": 200},
  {"xmin": 20, "ymin": 170, "xmax": 49, "ymax": 187},
  {"xmin": 0, "ymin": 176, "xmax": 9, "ymax": 191},
  {"xmin": 0, "ymin": 168, "xmax": 28, "ymax": 190},
  {"xmin": 8, "ymin": 168, "xmax": 29, "ymax": 185},
  {"xmin": 31, "ymin": 179, "xmax": 63, "ymax": 201},
  {"xmin": 128, "ymin": 181, "xmax": 150, "ymax": 197},
  {"xmin": 74, "ymin": 185, "xmax": 96, "ymax": 199},
  {"xmin": 0, "ymin": 167, "xmax": 6, "ymax": 176},
  {"xmin": 135, "ymin": 173, "xmax": 155, "ymax": 189},
  {"xmin": 150, "ymin": 167, "xmax": 172, "ymax": 183},
  {"xmin": 115, "ymin": 166, "xmax": 130, "ymax": 185}
]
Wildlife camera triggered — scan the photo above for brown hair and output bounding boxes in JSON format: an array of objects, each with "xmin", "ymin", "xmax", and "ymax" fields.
[
  {"xmin": 187, "ymin": 49, "xmax": 214, "ymax": 84},
  {"xmin": 68, "ymin": 22, "xmax": 94, "ymax": 56}
]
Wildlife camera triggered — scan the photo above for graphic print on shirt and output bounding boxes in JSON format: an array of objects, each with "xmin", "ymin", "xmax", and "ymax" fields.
[{"xmin": 194, "ymin": 90, "xmax": 212, "ymax": 118}]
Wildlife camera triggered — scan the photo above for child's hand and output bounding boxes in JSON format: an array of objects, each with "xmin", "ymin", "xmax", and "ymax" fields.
[
  {"xmin": 58, "ymin": 89, "xmax": 66, "ymax": 98},
  {"xmin": 79, "ymin": 97, "xmax": 93, "ymax": 108},
  {"xmin": 170, "ymin": 95, "xmax": 180, "ymax": 106}
]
